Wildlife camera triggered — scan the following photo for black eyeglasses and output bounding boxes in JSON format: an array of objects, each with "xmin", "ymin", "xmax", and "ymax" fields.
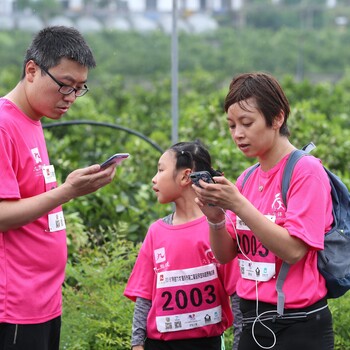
[{"xmin": 40, "ymin": 66, "xmax": 89, "ymax": 97}]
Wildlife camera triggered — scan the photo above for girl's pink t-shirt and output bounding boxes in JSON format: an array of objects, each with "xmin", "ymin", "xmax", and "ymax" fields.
[
  {"xmin": 0, "ymin": 98, "xmax": 67, "ymax": 323},
  {"xmin": 124, "ymin": 216, "xmax": 233, "ymax": 341},
  {"xmin": 226, "ymin": 153, "xmax": 333, "ymax": 309}
]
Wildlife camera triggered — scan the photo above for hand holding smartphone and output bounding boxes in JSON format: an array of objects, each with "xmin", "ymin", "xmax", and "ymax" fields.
[
  {"xmin": 100, "ymin": 153, "xmax": 130, "ymax": 169},
  {"xmin": 189, "ymin": 171, "xmax": 215, "ymax": 188}
]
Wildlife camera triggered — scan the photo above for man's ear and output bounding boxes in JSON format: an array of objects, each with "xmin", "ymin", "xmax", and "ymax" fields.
[{"xmin": 25, "ymin": 60, "xmax": 39, "ymax": 83}]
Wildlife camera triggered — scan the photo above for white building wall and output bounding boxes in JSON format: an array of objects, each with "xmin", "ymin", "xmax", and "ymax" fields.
[
  {"xmin": 69, "ymin": 0, "xmax": 83, "ymax": 11},
  {"xmin": 128, "ymin": 1, "xmax": 145, "ymax": 11},
  {"xmin": 0, "ymin": 0, "xmax": 239, "ymax": 16},
  {"xmin": 158, "ymin": 2, "xmax": 173, "ymax": 11},
  {"xmin": 232, "ymin": 0, "xmax": 242, "ymax": 10},
  {"xmin": 0, "ymin": 0, "xmax": 14, "ymax": 15},
  {"xmin": 184, "ymin": 0, "xmax": 200, "ymax": 11},
  {"xmin": 213, "ymin": 0, "xmax": 223, "ymax": 10},
  {"xmin": 327, "ymin": 0, "xmax": 336, "ymax": 7}
]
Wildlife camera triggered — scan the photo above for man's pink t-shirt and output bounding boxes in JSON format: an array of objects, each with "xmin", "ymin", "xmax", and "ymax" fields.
[
  {"xmin": 124, "ymin": 216, "xmax": 233, "ymax": 341},
  {"xmin": 226, "ymin": 153, "xmax": 333, "ymax": 309},
  {"xmin": 0, "ymin": 98, "xmax": 67, "ymax": 324}
]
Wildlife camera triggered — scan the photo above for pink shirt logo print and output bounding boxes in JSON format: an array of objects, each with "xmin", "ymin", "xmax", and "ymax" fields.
[
  {"xmin": 31, "ymin": 147, "xmax": 42, "ymax": 163},
  {"xmin": 154, "ymin": 247, "xmax": 166, "ymax": 263}
]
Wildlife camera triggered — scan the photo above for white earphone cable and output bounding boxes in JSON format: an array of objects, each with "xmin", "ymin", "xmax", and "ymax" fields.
[{"xmin": 221, "ymin": 208, "xmax": 277, "ymax": 349}]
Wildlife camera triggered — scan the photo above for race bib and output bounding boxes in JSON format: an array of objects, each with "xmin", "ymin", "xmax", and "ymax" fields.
[
  {"xmin": 239, "ymin": 259, "xmax": 275, "ymax": 282},
  {"xmin": 236, "ymin": 213, "xmax": 276, "ymax": 282},
  {"xmin": 48, "ymin": 211, "xmax": 66, "ymax": 232},
  {"xmin": 42, "ymin": 165, "xmax": 56, "ymax": 184},
  {"xmin": 155, "ymin": 264, "xmax": 222, "ymax": 333}
]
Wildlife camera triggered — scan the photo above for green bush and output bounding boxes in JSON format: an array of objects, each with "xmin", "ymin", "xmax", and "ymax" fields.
[{"xmin": 61, "ymin": 230, "xmax": 140, "ymax": 350}]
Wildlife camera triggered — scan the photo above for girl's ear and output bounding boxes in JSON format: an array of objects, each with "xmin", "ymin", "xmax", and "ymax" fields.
[{"xmin": 181, "ymin": 168, "xmax": 193, "ymax": 186}]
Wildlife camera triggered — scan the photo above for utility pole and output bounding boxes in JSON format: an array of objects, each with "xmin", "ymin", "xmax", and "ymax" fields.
[{"xmin": 171, "ymin": 0, "xmax": 179, "ymax": 145}]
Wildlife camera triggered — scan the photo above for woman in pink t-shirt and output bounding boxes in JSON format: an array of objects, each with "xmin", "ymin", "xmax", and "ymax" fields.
[
  {"xmin": 124, "ymin": 140, "xmax": 233, "ymax": 350},
  {"xmin": 192, "ymin": 73, "xmax": 334, "ymax": 350}
]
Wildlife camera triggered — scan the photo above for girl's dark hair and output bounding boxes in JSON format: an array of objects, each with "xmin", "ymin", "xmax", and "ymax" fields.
[
  {"xmin": 224, "ymin": 72, "xmax": 290, "ymax": 137},
  {"xmin": 169, "ymin": 140, "xmax": 222, "ymax": 177}
]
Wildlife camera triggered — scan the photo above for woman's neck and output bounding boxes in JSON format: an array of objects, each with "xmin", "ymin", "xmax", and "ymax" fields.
[{"xmin": 258, "ymin": 139, "xmax": 295, "ymax": 171}]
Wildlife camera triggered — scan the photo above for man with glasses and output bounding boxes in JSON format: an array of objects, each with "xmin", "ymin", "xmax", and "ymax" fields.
[
  {"xmin": 0, "ymin": 26, "xmax": 118, "ymax": 350},
  {"xmin": 38, "ymin": 65, "xmax": 90, "ymax": 97}
]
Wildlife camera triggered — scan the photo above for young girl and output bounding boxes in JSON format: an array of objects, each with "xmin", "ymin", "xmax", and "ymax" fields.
[
  {"xmin": 192, "ymin": 73, "xmax": 334, "ymax": 350},
  {"xmin": 124, "ymin": 140, "xmax": 233, "ymax": 350}
]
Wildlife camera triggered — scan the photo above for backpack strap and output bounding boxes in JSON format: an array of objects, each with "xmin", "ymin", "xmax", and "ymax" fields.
[
  {"xmin": 281, "ymin": 150, "xmax": 308, "ymax": 204},
  {"xmin": 276, "ymin": 263, "xmax": 290, "ymax": 315},
  {"xmin": 276, "ymin": 142, "xmax": 315, "ymax": 315},
  {"xmin": 241, "ymin": 163, "xmax": 260, "ymax": 190},
  {"xmin": 302, "ymin": 141, "xmax": 316, "ymax": 154},
  {"xmin": 281, "ymin": 142, "xmax": 316, "ymax": 205},
  {"xmin": 276, "ymin": 151, "xmax": 307, "ymax": 315},
  {"xmin": 239, "ymin": 143, "xmax": 316, "ymax": 315}
]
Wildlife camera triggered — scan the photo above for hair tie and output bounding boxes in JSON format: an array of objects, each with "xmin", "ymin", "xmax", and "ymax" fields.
[{"xmin": 212, "ymin": 168, "xmax": 223, "ymax": 176}]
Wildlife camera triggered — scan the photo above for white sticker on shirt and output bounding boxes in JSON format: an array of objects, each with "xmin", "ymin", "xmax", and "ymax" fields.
[
  {"xmin": 48, "ymin": 211, "xmax": 66, "ymax": 232},
  {"xmin": 42, "ymin": 165, "xmax": 56, "ymax": 184},
  {"xmin": 265, "ymin": 215, "xmax": 276, "ymax": 223},
  {"xmin": 156, "ymin": 264, "xmax": 218, "ymax": 288},
  {"xmin": 236, "ymin": 216, "xmax": 249, "ymax": 230},
  {"xmin": 236, "ymin": 214, "xmax": 276, "ymax": 230},
  {"xmin": 156, "ymin": 305, "xmax": 222, "ymax": 333},
  {"xmin": 239, "ymin": 259, "xmax": 275, "ymax": 282}
]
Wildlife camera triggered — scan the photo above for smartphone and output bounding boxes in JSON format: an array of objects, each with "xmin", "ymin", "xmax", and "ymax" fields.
[
  {"xmin": 189, "ymin": 171, "xmax": 215, "ymax": 188},
  {"xmin": 100, "ymin": 153, "xmax": 130, "ymax": 169}
]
